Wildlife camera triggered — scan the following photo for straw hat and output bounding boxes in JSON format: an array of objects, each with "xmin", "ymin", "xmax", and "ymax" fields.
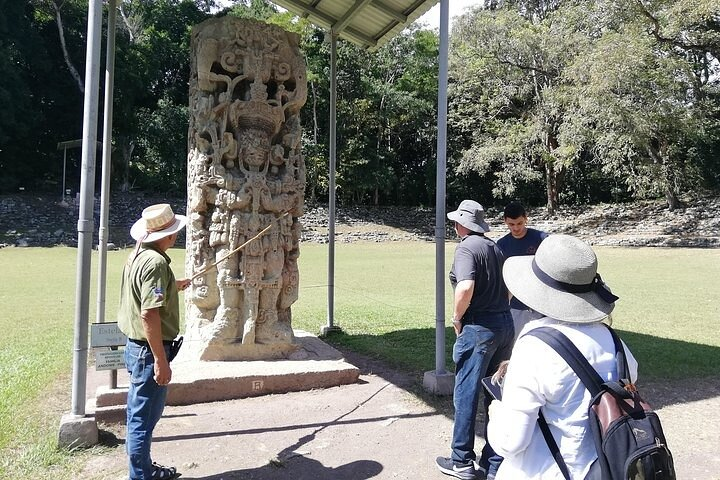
[
  {"xmin": 130, "ymin": 204, "xmax": 187, "ymax": 243},
  {"xmin": 447, "ymin": 199, "xmax": 490, "ymax": 234},
  {"xmin": 502, "ymin": 234, "xmax": 618, "ymax": 323}
]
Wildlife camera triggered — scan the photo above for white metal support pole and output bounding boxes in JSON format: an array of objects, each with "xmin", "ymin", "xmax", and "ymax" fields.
[
  {"xmin": 62, "ymin": 147, "xmax": 67, "ymax": 200},
  {"xmin": 70, "ymin": 0, "xmax": 103, "ymax": 417},
  {"xmin": 97, "ymin": 0, "xmax": 117, "ymax": 388},
  {"xmin": 434, "ymin": 0, "xmax": 450, "ymax": 375},
  {"xmin": 423, "ymin": 0, "xmax": 453, "ymax": 395},
  {"xmin": 323, "ymin": 32, "xmax": 339, "ymax": 335}
]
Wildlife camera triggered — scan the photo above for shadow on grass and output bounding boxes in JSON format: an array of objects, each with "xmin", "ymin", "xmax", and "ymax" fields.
[{"xmin": 323, "ymin": 327, "xmax": 720, "ymax": 410}]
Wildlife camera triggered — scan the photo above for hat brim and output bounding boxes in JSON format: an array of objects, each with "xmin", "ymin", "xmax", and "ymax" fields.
[
  {"xmin": 502, "ymin": 255, "xmax": 614, "ymax": 323},
  {"xmin": 130, "ymin": 215, "xmax": 187, "ymax": 243},
  {"xmin": 447, "ymin": 211, "xmax": 490, "ymax": 233}
]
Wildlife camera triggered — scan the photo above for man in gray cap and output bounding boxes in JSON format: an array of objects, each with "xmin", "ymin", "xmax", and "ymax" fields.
[{"xmin": 436, "ymin": 200, "xmax": 514, "ymax": 480}]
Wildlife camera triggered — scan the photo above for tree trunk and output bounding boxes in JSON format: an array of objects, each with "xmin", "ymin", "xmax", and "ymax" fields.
[
  {"xmin": 543, "ymin": 132, "xmax": 561, "ymax": 213},
  {"xmin": 311, "ymin": 81, "xmax": 318, "ymax": 144},
  {"xmin": 648, "ymin": 140, "xmax": 682, "ymax": 211},
  {"xmin": 118, "ymin": 2, "xmax": 141, "ymax": 44},
  {"xmin": 52, "ymin": 0, "xmax": 84, "ymax": 93},
  {"xmin": 545, "ymin": 163, "xmax": 559, "ymax": 213},
  {"xmin": 665, "ymin": 188, "xmax": 681, "ymax": 211},
  {"xmin": 118, "ymin": 136, "xmax": 134, "ymax": 192}
]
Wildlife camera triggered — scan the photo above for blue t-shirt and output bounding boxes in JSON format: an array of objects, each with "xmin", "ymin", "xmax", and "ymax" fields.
[{"xmin": 497, "ymin": 228, "xmax": 548, "ymax": 309}]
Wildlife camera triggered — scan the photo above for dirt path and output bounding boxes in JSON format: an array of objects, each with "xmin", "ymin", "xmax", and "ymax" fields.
[
  {"xmin": 640, "ymin": 377, "xmax": 720, "ymax": 479},
  {"xmin": 79, "ymin": 349, "xmax": 720, "ymax": 480}
]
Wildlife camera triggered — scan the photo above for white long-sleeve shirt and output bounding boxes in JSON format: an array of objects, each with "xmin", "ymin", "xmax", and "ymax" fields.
[{"xmin": 487, "ymin": 317, "xmax": 638, "ymax": 479}]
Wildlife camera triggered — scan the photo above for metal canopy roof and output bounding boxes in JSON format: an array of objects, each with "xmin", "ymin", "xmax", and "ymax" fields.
[{"xmin": 271, "ymin": 0, "xmax": 439, "ymax": 50}]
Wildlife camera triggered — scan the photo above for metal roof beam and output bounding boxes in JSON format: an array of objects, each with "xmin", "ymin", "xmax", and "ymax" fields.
[
  {"xmin": 278, "ymin": 0, "xmax": 376, "ymax": 47},
  {"xmin": 333, "ymin": 0, "xmax": 372, "ymax": 34},
  {"xmin": 371, "ymin": 0, "xmax": 407, "ymax": 23}
]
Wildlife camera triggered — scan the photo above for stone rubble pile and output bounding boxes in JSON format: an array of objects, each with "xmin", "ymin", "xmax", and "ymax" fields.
[{"xmin": 1, "ymin": 193, "xmax": 719, "ymax": 249}]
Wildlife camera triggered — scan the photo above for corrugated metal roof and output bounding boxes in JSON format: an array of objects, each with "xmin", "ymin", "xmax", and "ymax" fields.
[{"xmin": 271, "ymin": 0, "xmax": 439, "ymax": 50}]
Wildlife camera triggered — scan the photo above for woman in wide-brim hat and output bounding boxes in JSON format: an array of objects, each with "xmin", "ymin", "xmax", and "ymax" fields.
[{"xmin": 486, "ymin": 234, "xmax": 639, "ymax": 480}]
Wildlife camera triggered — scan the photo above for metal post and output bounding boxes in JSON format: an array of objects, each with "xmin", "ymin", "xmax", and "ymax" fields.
[
  {"xmin": 434, "ymin": 0, "xmax": 450, "ymax": 374},
  {"xmin": 323, "ymin": 32, "xmax": 339, "ymax": 335},
  {"xmin": 70, "ymin": 0, "xmax": 103, "ymax": 417},
  {"xmin": 97, "ymin": 0, "xmax": 117, "ymax": 389},
  {"xmin": 62, "ymin": 147, "xmax": 68, "ymax": 200}
]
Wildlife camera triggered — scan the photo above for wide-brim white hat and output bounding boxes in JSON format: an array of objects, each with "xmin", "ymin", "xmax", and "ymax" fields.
[
  {"xmin": 447, "ymin": 199, "xmax": 490, "ymax": 233},
  {"xmin": 130, "ymin": 203, "xmax": 187, "ymax": 243},
  {"xmin": 502, "ymin": 234, "xmax": 617, "ymax": 323}
]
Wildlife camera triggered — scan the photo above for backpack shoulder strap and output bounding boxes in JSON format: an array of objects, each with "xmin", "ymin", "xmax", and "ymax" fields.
[
  {"xmin": 526, "ymin": 326, "xmax": 605, "ymax": 396},
  {"xmin": 604, "ymin": 324, "xmax": 630, "ymax": 382},
  {"xmin": 536, "ymin": 410, "xmax": 572, "ymax": 480}
]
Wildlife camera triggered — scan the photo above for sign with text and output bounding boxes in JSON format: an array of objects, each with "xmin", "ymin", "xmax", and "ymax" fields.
[
  {"xmin": 95, "ymin": 349, "xmax": 125, "ymax": 371},
  {"xmin": 90, "ymin": 322, "xmax": 127, "ymax": 348}
]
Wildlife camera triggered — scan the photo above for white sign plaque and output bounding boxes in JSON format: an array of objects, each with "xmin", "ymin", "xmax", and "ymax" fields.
[
  {"xmin": 91, "ymin": 322, "xmax": 127, "ymax": 348},
  {"xmin": 95, "ymin": 349, "xmax": 125, "ymax": 371}
]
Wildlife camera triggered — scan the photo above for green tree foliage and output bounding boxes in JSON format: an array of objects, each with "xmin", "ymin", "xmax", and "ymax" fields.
[
  {"xmin": 449, "ymin": 3, "xmax": 579, "ymax": 211},
  {"xmin": 0, "ymin": 0, "xmax": 41, "ymax": 192},
  {"xmin": 113, "ymin": 0, "xmax": 211, "ymax": 192},
  {"xmin": 328, "ymin": 27, "xmax": 439, "ymax": 205},
  {"xmin": 449, "ymin": 0, "xmax": 720, "ymax": 211},
  {"xmin": 0, "ymin": 0, "xmax": 87, "ymax": 193},
  {"xmin": 3, "ymin": 0, "xmax": 719, "ymax": 210}
]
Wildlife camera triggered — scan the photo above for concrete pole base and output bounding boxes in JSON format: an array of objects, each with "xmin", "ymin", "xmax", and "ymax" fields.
[
  {"xmin": 319, "ymin": 324, "xmax": 343, "ymax": 337},
  {"xmin": 58, "ymin": 413, "xmax": 98, "ymax": 449},
  {"xmin": 422, "ymin": 370, "xmax": 454, "ymax": 396}
]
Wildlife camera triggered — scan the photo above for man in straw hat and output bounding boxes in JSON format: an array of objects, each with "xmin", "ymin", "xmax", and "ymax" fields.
[
  {"xmin": 436, "ymin": 200, "xmax": 514, "ymax": 480},
  {"xmin": 118, "ymin": 203, "xmax": 190, "ymax": 480},
  {"xmin": 486, "ymin": 234, "xmax": 638, "ymax": 479}
]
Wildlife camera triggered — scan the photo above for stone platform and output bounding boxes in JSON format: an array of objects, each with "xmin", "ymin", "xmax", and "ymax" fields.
[{"xmin": 90, "ymin": 330, "xmax": 359, "ymax": 423}]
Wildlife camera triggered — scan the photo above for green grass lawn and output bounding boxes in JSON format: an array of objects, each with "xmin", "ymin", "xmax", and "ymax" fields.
[{"xmin": 1, "ymin": 243, "xmax": 719, "ymax": 478}]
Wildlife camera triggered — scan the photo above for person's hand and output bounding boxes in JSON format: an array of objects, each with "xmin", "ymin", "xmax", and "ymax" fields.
[
  {"xmin": 452, "ymin": 319, "xmax": 462, "ymax": 336},
  {"xmin": 176, "ymin": 278, "xmax": 191, "ymax": 291},
  {"xmin": 492, "ymin": 360, "xmax": 510, "ymax": 386},
  {"xmin": 154, "ymin": 358, "xmax": 172, "ymax": 386}
]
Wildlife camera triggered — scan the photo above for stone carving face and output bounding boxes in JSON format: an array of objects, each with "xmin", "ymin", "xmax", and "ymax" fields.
[
  {"xmin": 184, "ymin": 17, "xmax": 306, "ymax": 361},
  {"xmin": 239, "ymin": 130, "xmax": 270, "ymax": 169}
]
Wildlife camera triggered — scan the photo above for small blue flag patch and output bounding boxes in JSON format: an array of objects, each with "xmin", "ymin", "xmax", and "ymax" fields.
[{"xmin": 153, "ymin": 286, "xmax": 164, "ymax": 301}]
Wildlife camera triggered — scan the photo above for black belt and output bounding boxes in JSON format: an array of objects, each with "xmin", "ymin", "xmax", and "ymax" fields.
[
  {"xmin": 129, "ymin": 338, "xmax": 172, "ymax": 346},
  {"xmin": 463, "ymin": 319, "xmax": 488, "ymax": 326},
  {"xmin": 462, "ymin": 312, "xmax": 508, "ymax": 325}
]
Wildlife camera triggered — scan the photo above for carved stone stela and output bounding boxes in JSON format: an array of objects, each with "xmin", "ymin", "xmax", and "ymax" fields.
[{"xmin": 184, "ymin": 17, "xmax": 307, "ymax": 361}]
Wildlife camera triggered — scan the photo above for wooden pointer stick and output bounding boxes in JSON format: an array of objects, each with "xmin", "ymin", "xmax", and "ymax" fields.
[{"xmin": 189, "ymin": 212, "xmax": 289, "ymax": 282}]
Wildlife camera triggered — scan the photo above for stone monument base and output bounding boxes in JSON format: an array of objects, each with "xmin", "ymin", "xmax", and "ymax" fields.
[
  {"xmin": 90, "ymin": 330, "xmax": 360, "ymax": 423},
  {"xmin": 178, "ymin": 336, "xmax": 299, "ymax": 362}
]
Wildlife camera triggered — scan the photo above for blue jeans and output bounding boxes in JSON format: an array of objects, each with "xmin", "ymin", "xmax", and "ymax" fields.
[
  {"xmin": 450, "ymin": 313, "xmax": 513, "ymax": 474},
  {"xmin": 125, "ymin": 340, "xmax": 170, "ymax": 480}
]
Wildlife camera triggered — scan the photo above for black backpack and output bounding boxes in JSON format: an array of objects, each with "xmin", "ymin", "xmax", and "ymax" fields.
[{"xmin": 527, "ymin": 326, "xmax": 676, "ymax": 480}]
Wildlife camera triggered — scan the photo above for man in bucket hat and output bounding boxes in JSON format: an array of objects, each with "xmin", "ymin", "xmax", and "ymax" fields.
[
  {"xmin": 486, "ymin": 234, "xmax": 638, "ymax": 479},
  {"xmin": 436, "ymin": 200, "xmax": 514, "ymax": 480},
  {"xmin": 118, "ymin": 204, "xmax": 190, "ymax": 480}
]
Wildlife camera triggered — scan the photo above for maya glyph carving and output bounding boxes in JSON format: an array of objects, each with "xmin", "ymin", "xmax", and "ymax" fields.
[{"xmin": 185, "ymin": 17, "xmax": 307, "ymax": 360}]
